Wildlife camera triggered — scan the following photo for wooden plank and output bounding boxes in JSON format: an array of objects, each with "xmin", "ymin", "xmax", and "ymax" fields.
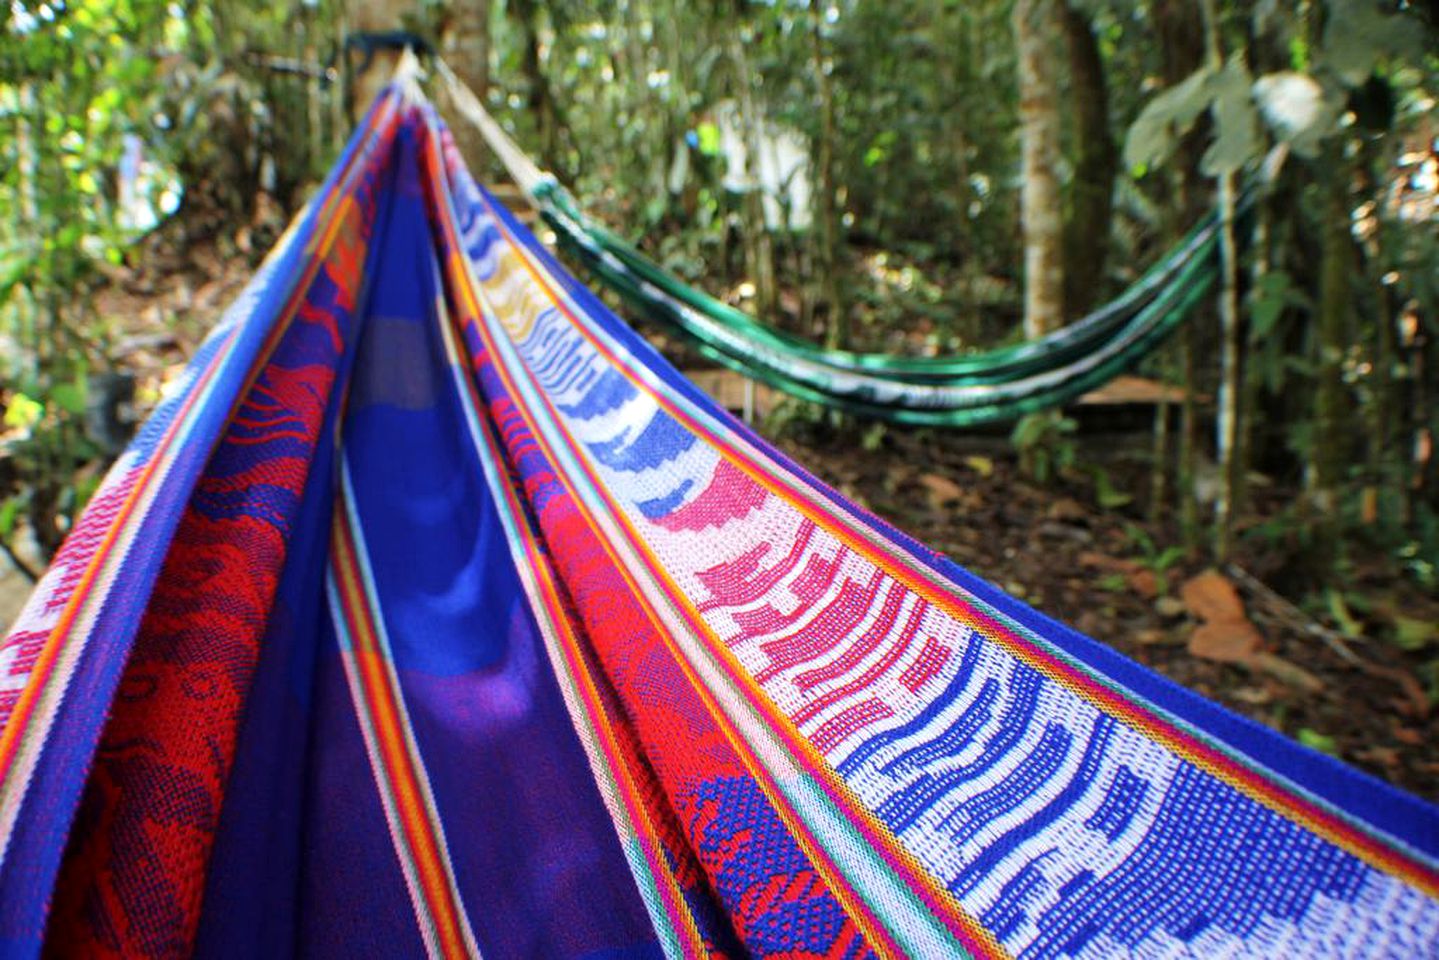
[{"xmin": 1076, "ymin": 375, "xmax": 1190, "ymax": 406}]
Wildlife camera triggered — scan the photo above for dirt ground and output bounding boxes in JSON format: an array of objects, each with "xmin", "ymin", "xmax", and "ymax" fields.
[{"xmin": 4, "ymin": 216, "xmax": 1435, "ymax": 803}]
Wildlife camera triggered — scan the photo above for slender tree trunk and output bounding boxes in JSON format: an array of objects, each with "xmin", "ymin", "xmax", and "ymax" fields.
[
  {"xmin": 438, "ymin": 1, "xmax": 492, "ymax": 169},
  {"xmin": 730, "ymin": 30, "xmax": 779, "ymax": 321},
  {"xmin": 1059, "ymin": 3, "xmax": 1116, "ymax": 318},
  {"xmin": 1240, "ymin": 192, "xmax": 1272, "ymax": 516},
  {"xmin": 1013, "ymin": 0, "xmax": 1065, "ymax": 338},
  {"xmin": 1312, "ymin": 142, "xmax": 1352, "ymax": 548},
  {"xmin": 1153, "ymin": 0, "xmax": 1206, "ymax": 545},
  {"xmin": 1368, "ymin": 277, "xmax": 1397, "ymax": 527},
  {"xmin": 1200, "ymin": 0, "xmax": 1244, "ymax": 561},
  {"xmin": 811, "ymin": 7, "xmax": 843, "ymax": 349},
  {"xmin": 511, "ymin": 0, "xmax": 560, "ymax": 173}
]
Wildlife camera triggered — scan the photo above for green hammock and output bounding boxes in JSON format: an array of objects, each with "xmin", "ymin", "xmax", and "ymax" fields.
[
  {"xmin": 537, "ymin": 181, "xmax": 1221, "ymax": 385},
  {"xmin": 536, "ymin": 181, "xmax": 1218, "ymax": 425},
  {"xmin": 439, "ymin": 61, "xmax": 1224, "ymax": 425}
]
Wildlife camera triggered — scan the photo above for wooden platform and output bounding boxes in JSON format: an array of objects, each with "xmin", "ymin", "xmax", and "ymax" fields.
[
  {"xmin": 682, "ymin": 368, "xmax": 1190, "ymax": 423},
  {"xmin": 1076, "ymin": 375, "xmax": 1190, "ymax": 407}
]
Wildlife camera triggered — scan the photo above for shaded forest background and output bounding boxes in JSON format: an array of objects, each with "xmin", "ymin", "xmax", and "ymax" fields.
[{"xmin": 1, "ymin": 0, "xmax": 1438, "ymax": 792}]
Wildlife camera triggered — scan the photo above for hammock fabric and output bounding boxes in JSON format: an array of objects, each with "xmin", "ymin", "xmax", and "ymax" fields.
[
  {"xmin": 534, "ymin": 182, "xmax": 1220, "ymax": 426},
  {"xmin": 0, "ymin": 82, "xmax": 1436, "ymax": 959}
]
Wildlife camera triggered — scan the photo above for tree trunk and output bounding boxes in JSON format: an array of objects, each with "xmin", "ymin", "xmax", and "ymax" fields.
[
  {"xmin": 811, "ymin": 7, "xmax": 843, "ymax": 349},
  {"xmin": 1312, "ymin": 142, "xmax": 1353, "ymax": 546},
  {"xmin": 438, "ymin": 1, "xmax": 491, "ymax": 170},
  {"xmin": 730, "ymin": 30, "xmax": 779, "ymax": 321},
  {"xmin": 511, "ymin": 0, "xmax": 560, "ymax": 173},
  {"xmin": 1013, "ymin": 0, "xmax": 1066, "ymax": 338},
  {"xmin": 1153, "ymin": 0, "xmax": 1206, "ymax": 545},
  {"xmin": 1200, "ymin": 0, "xmax": 1244, "ymax": 561},
  {"xmin": 1059, "ymin": 2, "xmax": 1116, "ymax": 318},
  {"xmin": 346, "ymin": 2, "xmax": 412, "ymax": 122}
]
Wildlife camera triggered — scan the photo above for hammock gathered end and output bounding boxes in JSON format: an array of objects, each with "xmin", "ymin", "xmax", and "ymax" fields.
[{"xmin": 0, "ymin": 81, "xmax": 1434, "ymax": 959}]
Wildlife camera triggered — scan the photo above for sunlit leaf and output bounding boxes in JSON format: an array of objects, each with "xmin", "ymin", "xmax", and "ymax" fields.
[
  {"xmin": 1201, "ymin": 59, "xmax": 1261, "ymax": 176},
  {"xmin": 1123, "ymin": 65, "xmax": 1214, "ymax": 174},
  {"xmin": 3, "ymin": 393, "xmax": 44, "ymax": 431}
]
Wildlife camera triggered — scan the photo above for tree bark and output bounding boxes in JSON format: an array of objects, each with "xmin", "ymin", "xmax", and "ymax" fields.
[
  {"xmin": 729, "ymin": 29, "xmax": 779, "ymax": 321},
  {"xmin": 510, "ymin": 0, "xmax": 560, "ymax": 173},
  {"xmin": 1200, "ymin": 0, "xmax": 1244, "ymax": 561},
  {"xmin": 346, "ymin": 2, "xmax": 411, "ymax": 123},
  {"xmin": 811, "ymin": 7, "xmax": 843, "ymax": 349},
  {"xmin": 1013, "ymin": 0, "xmax": 1066, "ymax": 338},
  {"xmin": 438, "ymin": 1, "xmax": 492, "ymax": 169},
  {"xmin": 1059, "ymin": 3, "xmax": 1116, "ymax": 318},
  {"xmin": 1153, "ymin": 0, "xmax": 1206, "ymax": 545},
  {"xmin": 1312, "ymin": 144, "xmax": 1353, "ymax": 537}
]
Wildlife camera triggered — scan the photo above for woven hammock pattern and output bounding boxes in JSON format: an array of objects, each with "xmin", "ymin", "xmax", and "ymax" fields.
[{"xmin": 0, "ymin": 86, "xmax": 1435, "ymax": 959}]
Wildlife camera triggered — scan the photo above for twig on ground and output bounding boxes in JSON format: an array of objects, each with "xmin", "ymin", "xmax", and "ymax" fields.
[{"xmin": 1224, "ymin": 562, "xmax": 1363, "ymax": 667}]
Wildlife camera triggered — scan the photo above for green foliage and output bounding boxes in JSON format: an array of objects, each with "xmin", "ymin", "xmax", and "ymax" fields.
[
  {"xmin": 1, "ymin": 0, "xmax": 343, "ymax": 562},
  {"xmin": 1320, "ymin": 0, "xmax": 1428, "ymax": 87},
  {"xmin": 1010, "ymin": 411, "xmax": 1077, "ymax": 485},
  {"xmin": 1297, "ymin": 727, "xmax": 1338, "ymax": 755},
  {"xmin": 1123, "ymin": 65, "xmax": 1214, "ymax": 176},
  {"xmin": 1089, "ymin": 466, "xmax": 1134, "ymax": 510},
  {"xmin": 1124, "ymin": 523, "xmax": 1187, "ymax": 595}
]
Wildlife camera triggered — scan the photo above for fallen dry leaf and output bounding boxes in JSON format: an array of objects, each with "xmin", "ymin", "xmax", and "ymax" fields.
[
  {"xmin": 1128, "ymin": 569, "xmax": 1159, "ymax": 600},
  {"xmin": 1048, "ymin": 498, "xmax": 1086, "ymax": 522},
  {"xmin": 1393, "ymin": 727, "xmax": 1423, "ymax": 747},
  {"xmin": 1078, "ymin": 551, "xmax": 1141, "ymax": 574},
  {"xmin": 1181, "ymin": 570, "xmax": 1246, "ymax": 623},
  {"xmin": 918, "ymin": 472, "xmax": 964, "ymax": 508},
  {"xmin": 1188, "ymin": 619, "xmax": 1262, "ymax": 663}
]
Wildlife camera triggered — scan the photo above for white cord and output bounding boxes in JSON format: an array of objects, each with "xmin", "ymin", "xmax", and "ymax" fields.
[
  {"xmin": 392, "ymin": 46, "xmax": 428, "ymax": 107},
  {"xmin": 433, "ymin": 56, "xmax": 548, "ymax": 198}
]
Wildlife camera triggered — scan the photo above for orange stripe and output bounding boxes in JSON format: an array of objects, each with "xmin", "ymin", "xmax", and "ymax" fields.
[
  {"xmin": 0, "ymin": 103, "xmax": 397, "ymax": 791},
  {"xmin": 331, "ymin": 509, "xmax": 472, "ymax": 959},
  {"xmin": 427, "ymin": 168, "xmax": 924, "ymax": 959},
  {"xmin": 440, "ymin": 307, "xmax": 707, "ymax": 957}
]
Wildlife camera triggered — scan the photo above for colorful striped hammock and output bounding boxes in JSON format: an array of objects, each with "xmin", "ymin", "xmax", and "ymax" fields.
[{"xmin": 0, "ymin": 81, "xmax": 1435, "ymax": 959}]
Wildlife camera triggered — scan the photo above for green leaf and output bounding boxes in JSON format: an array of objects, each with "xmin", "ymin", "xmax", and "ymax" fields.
[
  {"xmin": 1201, "ymin": 59, "xmax": 1262, "ymax": 176},
  {"xmin": 3, "ymin": 393, "xmax": 43, "ymax": 430},
  {"xmin": 1321, "ymin": 0, "xmax": 1426, "ymax": 87},
  {"xmin": 1297, "ymin": 727, "xmax": 1338, "ymax": 755},
  {"xmin": 0, "ymin": 496, "xmax": 21, "ymax": 538},
  {"xmin": 1392, "ymin": 616, "xmax": 1438, "ymax": 652},
  {"xmin": 1099, "ymin": 573, "xmax": 1128, "ymax": 592},
  {"xmin": 50, "ymin": 381, "xmax": 86, "ymax": 416},
  {"xmin": 1326, "ymin": 588, "xmax": 1364, "ymax": 639},
  {"xmin": 1092, "ymin": 468, "xmax": 1133, "ymax": 509},
  {"xmin": 1249, "ymin": 271, "xmax": 1312, "ymax": 341},
  {"xmin": 1123, "ymin": 66, "xmax": 1214, "ymax": 173},
  {"xmin": 1153, "ymin": 546, "xmax": 1188, "ymax": 573},
  {"xmin": 964, "ymin": 455, "xmax": 994, "ymax": 478},
  {"xmin": 696, "ymin": 121, "xmax": 721, "ymax": 156}
]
